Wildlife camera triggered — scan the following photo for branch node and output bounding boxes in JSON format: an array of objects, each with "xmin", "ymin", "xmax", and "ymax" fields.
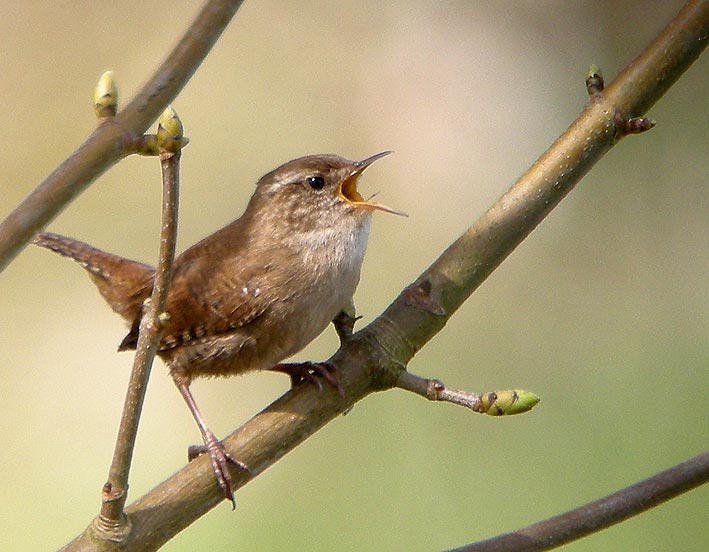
[
  {"xmin": 404, "ymin": 279, "xmax": 446, "ymax": 316},
  {"xmin": 90, "ymin": 511, "xmax": 132, "ymax": 545},
  {"xmin": 134, "ymin": 134, "xmax": 160, "ymax": 156},
  {"xmin": 613, "ymin": 109, "xmax": 656, "ymax": 142},
  {"xmin": 92, "ymin": 482, "xmax": 132, "ymax": 543},
  {"xmin": 426, "ymin": 378, "xmax": 445, "ymax": 400}
]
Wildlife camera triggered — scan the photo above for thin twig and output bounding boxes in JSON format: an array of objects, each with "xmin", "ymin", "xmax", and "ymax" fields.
[
  {"xmin": 446, "ymin": 450, "xmax": 709, "ymax": 552},
  {"xmin": 396, "ymin": 371, "xmax": 478, "ymax": 408},
  {"xmin": 395, "ymin": 371, "xmax": 540, "ymax": 416},
  {"xmin": 94, "ymin": 129, "xmax": 182, "ymax": 537},
  {"xmin": 0, "ymin": 0, "xmax": 244, "ymax": 272}
]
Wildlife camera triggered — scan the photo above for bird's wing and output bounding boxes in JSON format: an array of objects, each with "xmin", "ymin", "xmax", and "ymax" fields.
[{"xmin": 119, "ymin": 242, "xmax": 297, "ymax": 353}]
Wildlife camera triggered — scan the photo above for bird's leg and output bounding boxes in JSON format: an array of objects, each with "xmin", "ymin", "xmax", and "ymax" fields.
[
  {"xmin": 332, "ymin": 309, "xmax": 361, "ymax": 345},
  {"xmin": 175, "ymin": 380, "xmax": 247, "ymax": 509}
]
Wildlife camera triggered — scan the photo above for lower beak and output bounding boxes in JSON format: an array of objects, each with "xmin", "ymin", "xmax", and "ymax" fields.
[{"xmin": 337, "ymin": 151, "xmax": 407, "ymax": 217}]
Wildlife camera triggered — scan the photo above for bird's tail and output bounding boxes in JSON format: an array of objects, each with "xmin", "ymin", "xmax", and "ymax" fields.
[{"xmin": 33, "ymin": 232, "xmax": 155, "ymax": 324}]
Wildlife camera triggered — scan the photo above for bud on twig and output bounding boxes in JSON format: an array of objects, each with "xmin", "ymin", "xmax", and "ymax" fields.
[
  {"xmin": 157, "ymin": 106, "xmax": 189, "ymax": 153},
  {"xmin": 586, "ymin": 64, "xmax": 604, "ymax": 98},
  {"xmin": 477, "ymin": 389, "xmax": 540, "ymax": 416},
  {"xmin": 94, "ymin": 71, "xmax": 118, "ymax": 118}
]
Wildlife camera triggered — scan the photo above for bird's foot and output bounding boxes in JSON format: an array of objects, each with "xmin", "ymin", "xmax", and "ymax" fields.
[
  {"xmin": 187, "ymin": 430, "xmax": 249, "ymax": 509},
  {"xmin": 272, "ymin": 361, "xmax": 344, "ymax": 396}
]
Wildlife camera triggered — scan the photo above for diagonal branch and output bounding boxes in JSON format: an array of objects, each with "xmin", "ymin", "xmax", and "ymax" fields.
[
  {"xmin": 0, "ymin": 0, "xmax": 245, "ymax": 272},
  {"xmin": 446, "ymin": 450, "xmax": 709, "ymax": 552},
  {"xmin": 58, "ymin": 1, "xmax": 709, "ymax": 550},
  {"xmin": 364, "ymin": 0, "xmax": 709, "ymax": 368}
]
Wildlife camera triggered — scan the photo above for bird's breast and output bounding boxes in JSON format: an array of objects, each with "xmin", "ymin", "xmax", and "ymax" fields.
[{"xmin": 276, "ymin": 216, "xmax": 372, "ymax": 351}]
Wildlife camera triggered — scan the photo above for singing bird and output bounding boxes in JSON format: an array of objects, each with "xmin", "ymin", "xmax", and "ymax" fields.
[{"xmin": 34, "ymin": 152, "xmax": 405, "ymax": 506}]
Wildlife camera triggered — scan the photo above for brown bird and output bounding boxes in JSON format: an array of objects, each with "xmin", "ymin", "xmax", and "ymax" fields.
[{"xmin": 33, "ymin": 152, "xmax": 404, "ymax": 507}]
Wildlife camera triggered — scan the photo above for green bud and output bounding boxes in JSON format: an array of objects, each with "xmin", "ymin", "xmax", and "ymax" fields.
[
  {"xmin": 94, "ymin": 71, "xmax": 118, "ymax": 118},
  {"xmin": 587, "ymin": 64, "xmax": 602, "ymax": 80},
  {"xmin": 480, "ymin": 389, "xmax": 540, "ymax": 416},
  {"xmin": 157, "ymin": 106, "xmax": 189, "ymax": 152}
]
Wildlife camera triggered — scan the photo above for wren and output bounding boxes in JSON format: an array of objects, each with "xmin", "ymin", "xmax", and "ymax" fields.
[{"xmin": 33, "ymin": 152, "xmax": 405, "ymax": 507}]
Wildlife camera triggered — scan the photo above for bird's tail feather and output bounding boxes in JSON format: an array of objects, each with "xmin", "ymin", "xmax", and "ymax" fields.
[{"xmin": 33, "ymin": 232, "xmax": 155, "ymax": 324}]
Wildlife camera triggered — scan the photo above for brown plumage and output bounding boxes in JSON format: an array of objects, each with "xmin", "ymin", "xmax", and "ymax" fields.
[{"xmin": 33, "ymin": 152, "xmax": 404, "ymax": 506}]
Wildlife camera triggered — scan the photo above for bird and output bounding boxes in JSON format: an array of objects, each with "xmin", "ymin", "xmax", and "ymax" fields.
[{"xmin": 33, "ymin": 151, "xmax": 405, "ymax": 507}]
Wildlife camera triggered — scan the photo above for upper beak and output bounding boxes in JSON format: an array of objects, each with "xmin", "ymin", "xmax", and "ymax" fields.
[{"xmin": 338, "ymin": 151, "xmax": 407, "ymax": 217}]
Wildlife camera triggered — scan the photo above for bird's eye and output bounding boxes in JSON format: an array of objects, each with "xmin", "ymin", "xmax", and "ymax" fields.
[{"xmin": 306, "ymin": 175, "xmax": 325, "ymax": 190}]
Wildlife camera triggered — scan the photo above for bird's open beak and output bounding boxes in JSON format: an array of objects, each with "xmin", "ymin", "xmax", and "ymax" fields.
[{"xmin": 338, "ymin": 151, "xmax": 407, "ymax": 217}]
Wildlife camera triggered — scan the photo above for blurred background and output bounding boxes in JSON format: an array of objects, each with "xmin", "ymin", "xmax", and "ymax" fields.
[{"xmin": 1, "ymin": 1, "xmax": 706, "ymax": 550}]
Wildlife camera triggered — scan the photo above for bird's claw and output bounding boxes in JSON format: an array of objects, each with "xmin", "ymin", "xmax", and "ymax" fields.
[
  {"xmin": 272, "ymin": 361, "xmax": 344, "ymax": 397},
  {"xmin": 188, "ymin": 432, "xmax": 249, "ymax": 509}
]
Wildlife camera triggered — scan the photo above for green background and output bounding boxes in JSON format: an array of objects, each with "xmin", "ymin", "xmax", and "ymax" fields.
[{"xmin": 1, "ymin": 1, "xmax": 706, "ymax": 550}]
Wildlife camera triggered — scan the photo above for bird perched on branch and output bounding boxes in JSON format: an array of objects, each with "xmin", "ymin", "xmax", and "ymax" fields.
[{"xmin": 34, "ymin": 152, "xmax": 404, "ymax": 506}]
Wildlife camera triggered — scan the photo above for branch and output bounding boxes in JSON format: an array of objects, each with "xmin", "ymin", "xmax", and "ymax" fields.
[
  {"xmin": 364, "ymin": 0, "xmax": 709, "ymax": 367},
  {"xmin": 58, "ymin": 1, "xmax": 709, "ymax": 550},
  {"xmin": 395, "ymin": 371, "xmax": 540, "ymax": 416},
  {"xmin": 0, "ymin": 0, "xmax": 244, "ymax": 272},
  {"xmin": 446, "ymin": 450, "xmax": 709, "ymax": 552},
  {"xmin": 91, "ymin": 109, "xmax": 185, "ymax": 541}
]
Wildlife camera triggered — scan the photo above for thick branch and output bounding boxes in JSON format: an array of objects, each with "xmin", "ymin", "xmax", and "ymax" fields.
[
  {"xmin": 0, "ymin": 0, "xmax": 244, "ymax": 272},
  {"xmin": 58, "ymin": 2, "xmax": 709, "ymax": 550},
  {"xmin": 447, "ymin": 450, "xmax": 709, "ymax": 552},
  {"xmin": 362, "ymin": 0, "xmax": 709, "ymax": 368}
]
